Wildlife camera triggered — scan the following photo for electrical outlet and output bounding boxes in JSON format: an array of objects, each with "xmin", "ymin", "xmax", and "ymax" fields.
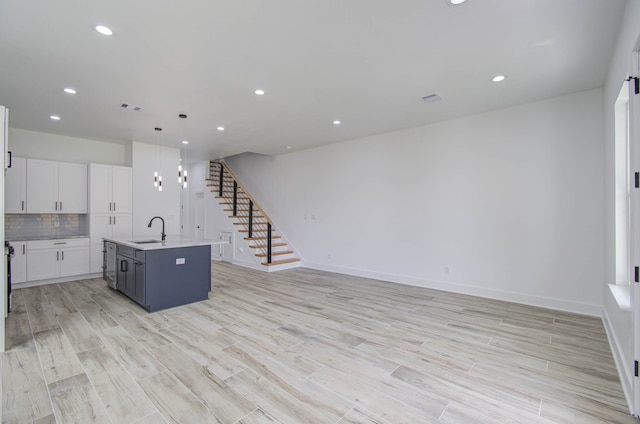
[{"xmin": 444, "ymin": 266, "xmax": 450, "ymax": 275}]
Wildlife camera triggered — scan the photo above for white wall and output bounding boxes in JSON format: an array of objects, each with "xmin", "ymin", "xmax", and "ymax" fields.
[
  {"xmin": 131, "ymin": 142, "xmax": 181, "ymax": 239},
  {"xmin": 226, "ymin": 88, "xmax": 604, "ymax": 315},
  {"xmin": 602, "ymin": 0, "xmax": 640, "ymax": 411},
  {"xmin": 8, "ymin": 128, "xmax": 129, "ymax": 165}
]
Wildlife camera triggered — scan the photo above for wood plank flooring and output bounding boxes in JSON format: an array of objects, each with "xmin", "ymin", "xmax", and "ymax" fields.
[{"xmin": 2, "ymin": 262, "xmax": 637, "ymax": 423}]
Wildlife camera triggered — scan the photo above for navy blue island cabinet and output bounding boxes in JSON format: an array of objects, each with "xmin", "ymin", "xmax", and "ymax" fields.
[{"xmin": 105, "ymin": 239, "xmax": 211, "ymax": 312}]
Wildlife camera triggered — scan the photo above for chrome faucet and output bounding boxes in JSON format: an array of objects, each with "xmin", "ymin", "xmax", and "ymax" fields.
[{"xmin": 148, "ymin": 216, "xmax": 166, "ymax": 241}]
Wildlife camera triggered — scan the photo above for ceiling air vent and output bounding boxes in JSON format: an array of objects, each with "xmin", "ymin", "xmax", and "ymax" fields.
[
  {"xmin": 421, "ymin": 94, "xmax": 442, "ymax": 104},
  {"xmin": 121, "ymin": 103, "xmax": 143, "ymax": 111}
]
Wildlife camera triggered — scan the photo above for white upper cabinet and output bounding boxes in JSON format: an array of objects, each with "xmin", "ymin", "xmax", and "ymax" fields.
[
  {"xmin": 58, "ymin": 162, "xmax": 88, "ymax": 213},
  {"xmin": 26, "ymin": 159, "xmax": 58, "ymax": 213},
  {"xmin": 26, "ymin": 159, "xmax": 87, "ymax": 213},
  {"xmin": 89, "ymin": 164, "xmax": 132, "ymax": 213},
  {"xmin": 5, "ymin": 156, "xmax": 26, "ymax": 213}
]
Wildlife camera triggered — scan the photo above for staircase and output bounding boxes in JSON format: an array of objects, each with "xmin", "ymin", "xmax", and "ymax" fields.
[{"xmin": 207, "ymin": 161, "xmax": 300, "ymax": 269}]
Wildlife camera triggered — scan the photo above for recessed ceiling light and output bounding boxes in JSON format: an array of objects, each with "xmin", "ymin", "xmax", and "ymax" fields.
[
  {"xmin": 217, "ymin": 126, "xmax": 225, "ymax": 131},
  {"xmin": 286, "ymin": 146, "xmax": 292, "ymax": 150},
  {"xmin": 492, "ymin": 75, "xmax": 506, "ymax": 83},
  {"xmin": 95, "ymin": 25, "xmax": 113, "ymax": 36},
  {"xmin": 182, "ymin": 140, "xmax": 189, "ymax": 145},
  {"xmin": 333, "ymin": 120, "xmax": 341, "ymax": 125},
  {"xmin": 448, "ymin": 0, "xmax": 467, "ymax": 5},
  {"xmin": 63, "ymin": 87, "xmax": 77, "ymax": 94},
  {"xmin": 49, "ymin": 115, "xmax": 61, "ymax": 121},
  {"xmin": 254, "ymin": 89, "xmax": 265, "ymax": 96}
]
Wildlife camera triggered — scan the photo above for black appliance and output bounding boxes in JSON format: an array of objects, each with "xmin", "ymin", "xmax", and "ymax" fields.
[{"xmin": 5, "ymin": 241, "xmax": 13, "ymax": 313}]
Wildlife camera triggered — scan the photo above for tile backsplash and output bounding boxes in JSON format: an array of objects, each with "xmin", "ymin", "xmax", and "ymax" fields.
[{"xmin": 6, "ymin": 214, "xmax": 88, "ymax": 240}]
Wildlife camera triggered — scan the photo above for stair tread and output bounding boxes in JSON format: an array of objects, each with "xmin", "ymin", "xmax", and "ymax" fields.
[
  {"xmin": 255, "ymin": 250, "xmax": 293, "ymax": 257},
  {"xmin": 244, "ymin": 236, "xmax": 281, "ymax": 240},
  {"xmin": 249, "ymin": 243, "xmax": 287, "ymax": 248},
  {"xmin": 262, "ymin": 258, "xmax": 300, "ymax": 266},
  {"xmin": 229, "ymin": 215, "xmax": 265, "ymax": 219},
  {"xmin": 238, "ymin": 228, "xmax": 272, "ymax": 234}
]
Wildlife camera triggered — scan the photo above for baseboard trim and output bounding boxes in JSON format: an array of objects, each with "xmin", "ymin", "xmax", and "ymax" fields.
[
  {"xmin": 12, "ymin": 273, "xmax": 102, "ymax": 289},
  {"xmin": 302, "ymin": 262, "xmax": 602, "ymax": 317},
  {"xmin": 602, "ymin": 306, "xmax": 634, "ymax": 415}
]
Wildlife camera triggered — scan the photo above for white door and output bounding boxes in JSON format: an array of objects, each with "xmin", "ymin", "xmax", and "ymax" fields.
[
  {"xmin": 112, "ymin": 214, "xmax": 132, "ymax": 239},
  {"xmin": 195, "ymin": 192, "xmax": 204, "ymax": 239},
  {"xmin": 58, "ymin": 162, "xmax": 87, "ymax": 213},
  {"xmin": 5, "ymin": 156, "xmax": 26, "ymax": 213},
  {"xmin": 219, "ymin": 230, "xmax": 233, "ymax": 262},
  {"xmin": 89, "ymin": 163, "xmax": 112, "ymax": 213},
  {"xmin": 632, "ymin": 53, "xmax": 640, "ymax": 416},
  {"xmin": 27, "ymin": 249, "xmax": 59, "ymax": 281},
  {"xmin": 112, "ymin": 166, "xmax": 132, "ymax": 213},
  {"xmin": 26, "ymin": 159, "xmax": 58, "ymax": 213},
  {"xmin": 60, "ymin": 246, "xmax": 90, "ymax": 277},
  {"xmin": 11, "ymin": 241, "xmax": 27, "ymax": 284}
]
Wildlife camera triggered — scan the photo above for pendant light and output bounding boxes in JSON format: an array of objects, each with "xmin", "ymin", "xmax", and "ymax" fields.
[
  {"xmin": 178, "ymin": 113, "xmax": 189, "ymax": 189},
  {"xmin": 153, "ymin": 127, "xmax": 163, "ymax": 191}
]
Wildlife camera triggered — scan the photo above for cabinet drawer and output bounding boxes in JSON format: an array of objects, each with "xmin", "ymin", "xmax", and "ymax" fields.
[
  {"xmin": 28, "ymin": 238, "xmax": 90, "ymax": 250},
  {"xmin": 135, "ymin": 249, "xmax": 146, "ymax": 261},
  {"xmin": 117, "ymin": 244, "xmax": 134, "ymax": 257}
]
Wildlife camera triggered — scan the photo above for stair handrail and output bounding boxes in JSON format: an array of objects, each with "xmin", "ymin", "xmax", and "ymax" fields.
[
  {"xmin": 212, "ymin": 160, "xmax": 275, "ymax": 226},
  {"xmin": 211, "ymin": 160, "xmax": 274, "ymax": 264}
]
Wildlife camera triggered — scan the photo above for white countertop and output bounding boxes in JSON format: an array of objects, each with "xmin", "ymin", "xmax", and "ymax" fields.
[{"xmin": 103, "ymin": 236, "xmax": 228, "ymax": 251}]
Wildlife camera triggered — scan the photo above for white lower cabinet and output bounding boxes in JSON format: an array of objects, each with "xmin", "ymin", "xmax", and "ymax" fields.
[
  {"xmin": 10, "ymin": 241, "xmax": 27, "ymax": 284},
  {"xmin": 26, "ymin": 238, "xmax": 90, "ymax": 282},
  {"xmin": 90, "ymin": 214, "xmax": 132, "ymax": 273}
]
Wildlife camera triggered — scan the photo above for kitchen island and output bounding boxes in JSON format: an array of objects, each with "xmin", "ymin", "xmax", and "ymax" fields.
[{"xmin": 103, "ymin": 237, "xmax": 212, "ymax": 312}]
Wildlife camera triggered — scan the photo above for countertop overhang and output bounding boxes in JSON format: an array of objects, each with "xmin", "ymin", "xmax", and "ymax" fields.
[{"xmin": 103, "ymin": 236, "xmax": 226, "ymax": 251}]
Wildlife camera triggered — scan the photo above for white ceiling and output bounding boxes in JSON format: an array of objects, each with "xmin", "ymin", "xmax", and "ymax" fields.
[{"xmin": 0, "ymin": 0, "xmax": 627, "ymax": 159}]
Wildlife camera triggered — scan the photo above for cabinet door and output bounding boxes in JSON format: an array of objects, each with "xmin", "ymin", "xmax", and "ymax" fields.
[
  {"xmin": 90, "ymin": 242, "xmax": 104, "ymax": 274},
  {"xmin": 133, "ymin": 259, "xmax": 146, "ymax": 305},
  {"xmin": 5, "ymin": 157, "xmax": 26, "ymax": 213},
  {"xmin": 10, "ymin": 241, "xmax": 27, "ymax": 284},
  {"xmin": 111, "ymin": 214, "xmax": 132, "ymax": 239},
  {"xmin": 111, "ymin": 166, "xmax": 132, "ymax": 213},
  {"xmin": 89, "ymin": 164, "xmax": 112, "ymax": 214},
  {"xmin": 89, "ymin": 215, "xmax": 113, "ymax": 273},
  {"xmin": 59, "ymin": 246, "xmax": 90, "ymax": 277},
  {"xmin": 58, "ymin": 162, "xmax": 87, "ymax": 213},
  {"xmin": 90, "ymin": 214, "xmax": 113, "ymax": 241},
  {"xmin": 27, "ymin": 249, "xmax": 59, "ymax": 281},
  {"xmin": 26, "ymin": 159, "xmax": 58, "ymax": 213},
  {"xmin": 116, "ymin": 254, "xmax": 134, "ymax": 295}
]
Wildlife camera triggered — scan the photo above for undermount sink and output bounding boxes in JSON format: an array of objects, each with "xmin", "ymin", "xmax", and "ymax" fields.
[{"xmin": 131, "ymin": 239, "xmax": 162, "ymax": 244}]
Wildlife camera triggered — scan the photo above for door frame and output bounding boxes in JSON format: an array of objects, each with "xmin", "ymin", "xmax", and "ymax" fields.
[{"xmin": 194, "ymin": 191, "xmax": 205, "ymax": 239}]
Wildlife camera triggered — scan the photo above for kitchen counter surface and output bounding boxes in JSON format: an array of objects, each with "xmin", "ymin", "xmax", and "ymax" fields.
[
  {"xmin": 7, "ymin": 235, "xmax": 90, "ymax": 242},
  {"xmin": 103, "ymin": 236, "xmax": 226, "ymax": 251}
]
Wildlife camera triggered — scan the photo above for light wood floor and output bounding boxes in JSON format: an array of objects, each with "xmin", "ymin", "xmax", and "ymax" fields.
[{"xmin": 2, "ymin": 261, "xmax": 637, "ymax": 424}]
